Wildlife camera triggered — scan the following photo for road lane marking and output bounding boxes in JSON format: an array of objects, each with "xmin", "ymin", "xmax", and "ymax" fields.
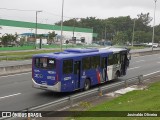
[
  {"xmin": 157, "ymin": 62, "xmax": 160, "ymax": 64},
  {"xmin": 128, "ymin": 66, "xmax": 140, "ymax": 70},
  {"xmin": 144, "ymin": 70, "xmax": 160, "ymax": 77},
  {"xmin": 0, "ymin": 72, "xmax": 31, "ymax": 78},
  {"xmin": 0, "ymin": 93, "xmax": 21, "ymax": 100}
]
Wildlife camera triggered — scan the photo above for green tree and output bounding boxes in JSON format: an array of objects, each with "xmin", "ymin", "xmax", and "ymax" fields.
[
  {"xmin": 48, "ymin": 31, "xmax": 57, "ymax": 44},
  {"xmin": 54, "ymin": 12, "xmax": 156, "ymax": 45},
  {"xmin": 113, "ymin": 31, "xmax": 128, "ymax": 45},
  {"xmin": 1, "ymin": 34, "xmax": 16, "ymax": 46}
]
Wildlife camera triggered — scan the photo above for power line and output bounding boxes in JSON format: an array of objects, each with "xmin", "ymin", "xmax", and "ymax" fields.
[
  {"xmin": 0, "ymin": 8, "xmax": 36, "ymax": 12},
  {"xmin": 43, "ymin": 11, "xmax": 73, "ymax": 19},
  {"xmin": 0, "ymin": 7, "xmax": 84, "ymax": 23}
]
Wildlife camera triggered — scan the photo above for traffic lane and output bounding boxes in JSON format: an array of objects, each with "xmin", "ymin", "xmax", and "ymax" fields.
[
  {"xmin": 0, "ymin": 73, "xmax": 32, "ymax": 97},
  {"xmin": 131, "ymin": 53, "xmax": 160, "ymax": 64},
  {"xmin": 122, "ymin": 53, "xmax": 160, "ymax": 79},
  {"xmin": 0, "ymin": 73, "xmax": 81, "ymax": 111},
  {"xmin": 0, "ymin": 60, "xmax": 31, "ymax": 67},
  {"xmin": 0, "ymin": 89, "xmax": 65, "ymax": 111},
  {"xmin": 0, "ymin": 54, "xmax": 160, "ymax": 111}
]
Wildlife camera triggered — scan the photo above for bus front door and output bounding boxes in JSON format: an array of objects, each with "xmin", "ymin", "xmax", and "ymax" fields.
[
  {"xmin": 121, "ymin": 54, "xmax": 127, "ymax": 75},
  {"xmin": 101, "ymin": 57, "xmax": 107, "ymax": 82},
  {"xmin": 74, "ymin": 61, "xmax": 81, "ymax": 90}
]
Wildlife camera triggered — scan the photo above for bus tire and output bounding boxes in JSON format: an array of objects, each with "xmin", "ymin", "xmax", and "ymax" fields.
[
  {"xmin": 115, "ymin": 71, "xmax": 120, "ymax": 80},
  {"xmin": 84, "ymin": 79, "xmax": 90, "ymax": 91}
]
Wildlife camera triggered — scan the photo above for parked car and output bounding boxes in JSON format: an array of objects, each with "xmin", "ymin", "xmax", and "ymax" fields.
[{"xmin": 146, "ymin": 43, "xmax": 158, "ymax": 48}]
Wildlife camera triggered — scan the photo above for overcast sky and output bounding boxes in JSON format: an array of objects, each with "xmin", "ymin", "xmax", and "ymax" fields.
[{"xmin": 0, "ymin": 0, "xmax": 160, "ymax": 25}]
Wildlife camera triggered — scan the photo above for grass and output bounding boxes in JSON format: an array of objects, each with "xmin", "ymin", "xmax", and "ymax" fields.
[
  {"xmin": 0, "ymin": 49, "xmax": 60, "ymax": 61},
  {"xmin": 0, "ymin": 44, "xmax": 85, "ymax": 51},
  {"xmin": 0, "ymin": 45, "xmax": 35, "ymax": 51},
  {"xmin": 70, "ymin": 81, "xmax": 160, "ymax": 120}
]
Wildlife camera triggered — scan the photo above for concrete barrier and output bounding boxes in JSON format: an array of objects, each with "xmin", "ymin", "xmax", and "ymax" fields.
[{"xmin": 0, "ymin": 64, "xmax": 31, "ymax": 76}]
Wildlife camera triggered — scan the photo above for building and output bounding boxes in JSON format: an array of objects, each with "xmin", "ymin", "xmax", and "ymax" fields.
[{"xmin": 0, "ymin": 19, "xmax": 94, "ymax": 44}]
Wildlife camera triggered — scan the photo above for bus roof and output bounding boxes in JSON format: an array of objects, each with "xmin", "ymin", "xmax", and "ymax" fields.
[
  {"xmin": 64, "ymin": 48, "xmax": 99, "ymax": 53},
  {"xmin": 33, "ymin": 48, "xmax": 113, "ymax": 59},
  {"xmin": 100, "ymin": 47, "xmax": 128, "ymax": 53}
]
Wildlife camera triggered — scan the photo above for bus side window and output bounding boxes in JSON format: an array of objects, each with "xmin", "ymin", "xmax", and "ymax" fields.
[
  {"xmin": 108, "ymin": 55, "xmax": 113, "ymax": 65},
  {"xmin": 63, "ymin": 60, "xmax": 73, "ymax": 74},
  {"xmin": 91, "ymin": 56, "xmax": 100, "ymax": 69},
  {"xmin": 101, "ymin": 57, "xmax": 107, "ymax": 68},
  {"xmin": 82, "ymin": 57, "xmax": 91, "ymax": 70},
  {"xmin": 114, "ymin": 53, "xmax": 120, "ymax": 64}
]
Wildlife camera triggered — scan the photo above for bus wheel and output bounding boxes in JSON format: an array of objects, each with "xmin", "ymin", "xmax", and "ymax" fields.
[
  {"xmin": 115, "ymin": 71, "xmax": 119, "ymax": 80},
  {"xmin": 84, "ymin": 79, "xmax": 90, "ymax": 91}
]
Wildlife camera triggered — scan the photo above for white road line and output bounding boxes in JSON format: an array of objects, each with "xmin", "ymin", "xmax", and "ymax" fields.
[
  {"xmin": 144, "ymin": 70, "xmax": 160, "ymax": 77},
  {"xmin": 0, "ymin": 93, "xmax": 21, "ymax": 100},
  {"xmin": 128, "ymin": 66, "xmax": 140, "ymax": 70},
  {"xmin": 134, "ymin": 60, "xmax": 145, "ymax": 63},
  {"xmin": 0, "ymin": 72, "xmax": 31, "ymax": 78},
  {"xmin": 157, "ymin": 62, "xmax": 160, "ymax": 64}
]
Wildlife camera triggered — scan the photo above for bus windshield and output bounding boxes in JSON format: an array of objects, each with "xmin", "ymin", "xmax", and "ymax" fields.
[{"xmin": 34, "ymin": 57, "xmax": 56, "ymax": 70}]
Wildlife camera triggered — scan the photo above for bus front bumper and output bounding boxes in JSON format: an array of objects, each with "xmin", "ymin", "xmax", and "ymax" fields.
[{"xmin": 32, "ymin": 79, "xmax": 61, "ymax": 92}]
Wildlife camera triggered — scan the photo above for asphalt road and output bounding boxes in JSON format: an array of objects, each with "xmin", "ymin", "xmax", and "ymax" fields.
[
  {"xmin": 0, "ymin": 60, "xmax": 31, "ymax": 67},
  {"xmin": 0, "ymin": 53, "xmax": 160, "ymax": 111}
]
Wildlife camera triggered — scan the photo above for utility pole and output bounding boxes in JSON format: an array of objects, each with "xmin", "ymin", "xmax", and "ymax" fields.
[
  {"xmin": 132, "ymin": 19, "xmax": 136, "ymax": 47},
  {"xmin": 35, "ymin": 10, "xmax": 42, "ymax": 48},
  {"xmin": 152, "ymin": 0, "xmax": 157, "ymax": 51},
  {"xmin": 60, "ymin": 0, "xmax": 64, "ymax": 51}
]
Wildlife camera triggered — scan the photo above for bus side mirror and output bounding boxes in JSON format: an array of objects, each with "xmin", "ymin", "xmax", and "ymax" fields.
[
  {"xmin": 127, "ymin": 54, "xmax": 131, "ymax": 60},
  {"xmin": 129, "ymin": 55, "xmax": 131, "ymax": 60}
]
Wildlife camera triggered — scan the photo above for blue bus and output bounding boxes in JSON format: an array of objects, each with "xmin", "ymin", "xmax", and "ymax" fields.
[{"xmin": 32, "ymin": 48, "xmax": 129, "ymax": 92}]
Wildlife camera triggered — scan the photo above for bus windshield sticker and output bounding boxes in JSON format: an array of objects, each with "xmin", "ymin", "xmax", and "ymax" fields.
[
  {"xmin": 47, "ymin": 76, "xmax": 55, "ymax": 80},
  {"xmin": 48, "ymin": 71, "xmax": 56, "ymax": 74},
  {"xmin": 64, "ymin": 77, "xmax": 71, "ymax": 81},
  {"xmin": 34, "ymin": 69, "xmax": 40, "ymax": 72},
  {"xmin": 49, "ymin": 60, "xmax": 54, "ymax": 64}
]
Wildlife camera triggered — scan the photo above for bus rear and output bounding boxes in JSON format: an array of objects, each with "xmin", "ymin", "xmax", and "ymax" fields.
[{"xmin": 32, "ymin": 55, "xmax": 61, "ymax": 92}]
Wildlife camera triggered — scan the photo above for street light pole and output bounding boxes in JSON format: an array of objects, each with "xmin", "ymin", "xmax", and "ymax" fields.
[
  {"xmin": 60, "ymin": 0, "xmax": 64, "ymax": 52},
  {"xmin": 132, "ymin": 19, "xmax": 136, "ymax": 47},
  {"xmin": 73, "ymin": 18, "xmax": 76, "ymax": 42},
  {"xmin": 152, "ymin": 0, "xmax": 157, "ymax": 51},
  {"xmin": 73, "ymin": 18, "xmax": 78, "ymax": 44},
  {"xmin": 35, "ymin": 10, "xmax": 42, "ymax": 47}
]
